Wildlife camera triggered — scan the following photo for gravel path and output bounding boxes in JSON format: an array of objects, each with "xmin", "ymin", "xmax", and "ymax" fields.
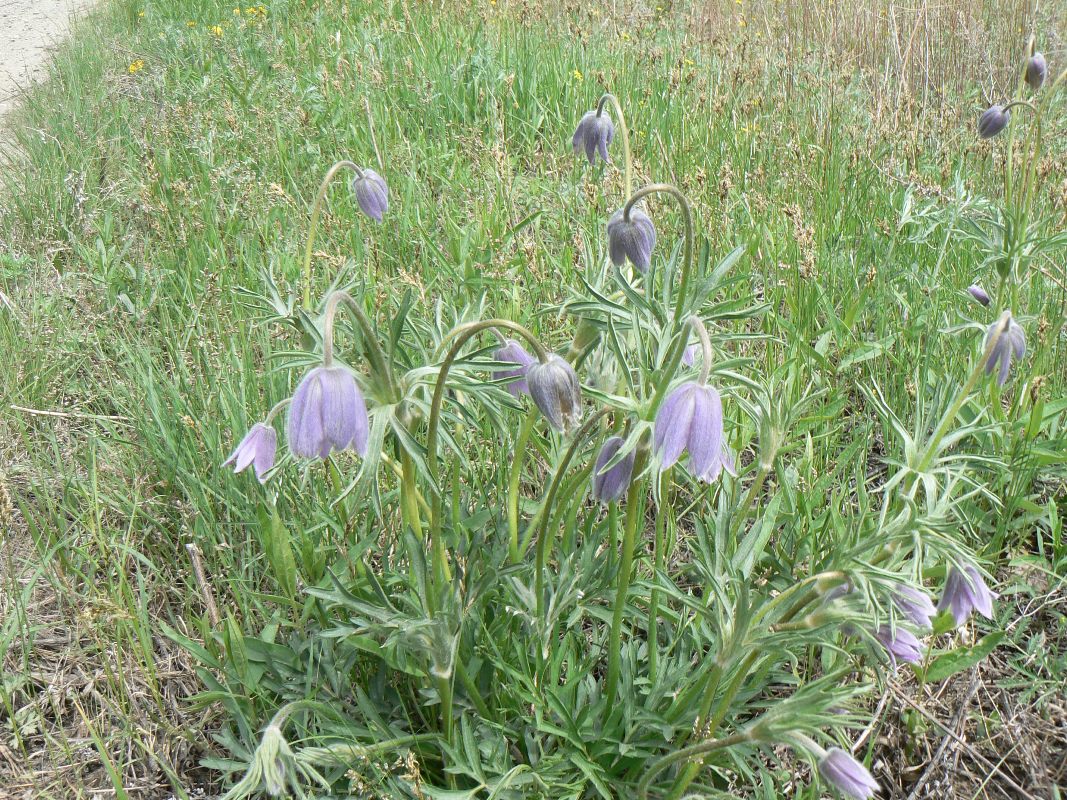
[{"xmin": 0, "ymin": 0, "xmax": 96, "ymax": 118}]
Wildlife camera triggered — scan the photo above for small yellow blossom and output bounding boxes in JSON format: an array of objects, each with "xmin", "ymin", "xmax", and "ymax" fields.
[
  {"xmin": 210, "ymin": 24, "xmax": 224, "ymax": 36},
  {"xmin": 187, "ymin": 20, "xmax": 197, "ymax": 27},
  {"xmin": 233, "ymin": 6, "xmax": 242, "ymax": 14},
  {"xmin": 684, "ymin": 57, "xmax": 694, "ymax": 66},
  {"xmin": 137, "ymin": 10, "xmax": 145, "ymax": 17},
  {"xmin": 572, "ymin": 68, "xmax": 583, "ymax": 82},
  {"xmin": 620, "ymin": 31, "xmax": 630, "ymax": 40},
  {"xmin": 128, "ymin": 59, "xmax": 145, "ymax": 74}
]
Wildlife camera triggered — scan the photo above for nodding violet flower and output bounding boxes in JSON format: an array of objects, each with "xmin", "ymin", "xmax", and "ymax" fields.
[
  {"xmin": 607, "ymin": 206, "xmax": 656, "ymax": 272},
  {"xmin": 350, "ymin": 168, "xmax": 389, "ymax": 222},
  {"xmin": 967, "ymin": 284, "xmax": 990, "ymax": 306},
  {"xmin": 697, "ymin": 447, "xmax": 737, "ymax": 484},
  {"xmin": 984, "ymin": 315, "xmax": 1026, "ymax": 386},
  {"xmin": 653, "ymin": 382, "xmax": 727, "ymax": 479},
  {"xmin": 892, "ymin": 585, "xmax": 937, "ymax": 629},
  {"xmin": 287, "ymin": 366, "xmax": 370, "ymax": 458},
  {"xmin": 818, "ymin": 747, "xmax": 880, "ymax": 800},
  {"xmin": 526, "ymin": 355, "xmax": 582, "ymax": 432},
  {"xmin": 938, "ymin": 565, "xmax": 997, "ymax": 627},
  {"xmin": 978, "ymin": 105, "xmax": 1010, "ymax": 139},
  {"xmin": 591, "ymin": 436, "xmax": 636, "ymax": 504},
  {"xmin": 572, "ymin": 109, "xmax": 615, "ymax": 165},
  {"xmin": 494, "ymin": 339, "xmax": 536, "ymax": 397},
  {"xmin": 681, "ymin": 343, "xmax": 700, "ymax": 367},
  {"xmin": 224, "ymin": 423, "xmax": 277, "ymax": 483},
  {"xmin": 875, "ymin": 625, "xmax": 924, "ymax": 665},
  {"xmin": 1025, "ymin": 52, "xmax": 1047, "ymax": 90}
]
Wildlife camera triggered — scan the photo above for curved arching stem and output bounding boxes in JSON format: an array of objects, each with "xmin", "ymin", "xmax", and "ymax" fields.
[
  {"xmin": 914, "ymin": 310, "xmax": 1011, "ymax": 475},
  {"xmin": 321, "ymin": 290, "xmax": 397, "ymax": 400},
  {"xmin": 264, "ymin": 397, "xmax": 292, "ymax": 425},
  {"xmin": 301, "ymin": 160, "xmax": 364, "ymax": 310},
  {"xmin": 533, "ymin": 407, "xmax": 613, "ymax": 616},
  {"xmin": 597, "ymin": 93, "xmax": 633, "ymax": 198},
  {"xmin": 622, "ymin": 183, "xmax": 695, "ymax": 323},
  {"xmin": 425, "ymin": 319, "xmax": 549, "ymax": 559}
]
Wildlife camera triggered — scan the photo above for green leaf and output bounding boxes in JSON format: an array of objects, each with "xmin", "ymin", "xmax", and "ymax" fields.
[
  {"xmin": 925, "ymin": 632, "xmax": 1005, "ymax": 683},
  {"xmin": 256, "ymin": 505, "xmax": 297, "ymax": 600}
]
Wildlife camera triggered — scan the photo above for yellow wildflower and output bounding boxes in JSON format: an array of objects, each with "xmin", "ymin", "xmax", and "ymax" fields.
[
  {"xmin": 187, "ymin": 20, "xmax": 197, "ymax": 27},
  {"xmin": 210, "ymin": 24, "xmax": 224, "ymax": 36},
  {"xmin": 572, "ymin": 68, "xmax": 583, "ymax": 82},
  {"xmin": 233, "ymin": 6, "xmax": 241, "ymax": 14},
  {"xmin": 128, "ymin": 59, "xmax": 145, "ymax": 74}
]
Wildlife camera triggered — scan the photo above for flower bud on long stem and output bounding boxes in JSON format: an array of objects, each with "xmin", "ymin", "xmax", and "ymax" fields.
[{"xmin": 302, "ymin": 161, "xmax": 364, "ymax": 309}]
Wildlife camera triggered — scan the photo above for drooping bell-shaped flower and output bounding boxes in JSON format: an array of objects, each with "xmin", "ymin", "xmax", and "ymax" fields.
[
  {"xmin": 696, "ymin": 447, "xmax": 737, "ymax": 484},
  {"xmin": 1025, "ymin": 52, "xmax": 1047, "ymax": 90},
  {"xmin": 978, "ymin": 105, "xmax": 1010, "ymax": 139},
  {"xmin": 287, "ymin": 366, "xmax": 370, "ymax": 458},
  {"xmin": 966, "ymin": 284, "xmax": 990, "ymax": 306},
  {"xmin": 875, "ymin": 625, "xmax": 924, "ymax": 665},
  {"xmin": 607, "ymin": 206, "xmax": 657, "ymax": 272},
  {"xmin": 892, "ymin": 584, "xmax": 937, "ymax": 629},
  {"xmin": 653, "ymin": 382, "xmax": 725, "ymax": 478},
  {"xmin": 591, "ymin": 435, "xmax": 635, "ymax": 504},
  {"xmin": 351, "ymin": 168, "xmax": 389, "ymax": 222},
  {"xmin": 817, "ymin": 747, "xmax": 879, "ymax": 800},
  {"xmin": 224, "ymin": 423, "xmax": 277, "ymax": 483},
  {"xmin": 938, "ymin": 565, "xmax": 997, "ymax": 627},
  {"xmin": 527, "ymin": 355, "xmax": 583, "ymax": 432},
  {"xmin": 494, "ymin": 339, "xmax": 536, "ymax": 397},
  {"xmin": 681, "ymin": 343, "xmax": 700, "ymax": 367},
  {"xmin": 572, "ymin": 109, "xmax": 615, "ymax": 166},
  {"xmin": 984, "ymin": 315, "xmax": 1026, "ymax": 386}
]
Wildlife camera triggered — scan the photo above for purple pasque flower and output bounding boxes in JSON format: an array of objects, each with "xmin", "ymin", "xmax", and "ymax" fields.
[
  {"xmin": 892, "ymin": 584, "xmax": 937, "ymax": 629},
  {"xmin": 591, "ymin": 435, "xmax": 636, "ymax": 504},
  {"xmin": 818, "ymin": 747, "xmax": 879, "ymax": 800},
  {"xmin": 696, "ymin": 446, "xmax": 737, "ymax": 484},
  {"xmin": 984, "ymin": 315, "xmax": 1026, "ymax": 386},
  {"xmin": 681, "ymin": 343, "xmax": 700, "ymax": 367},
  {"xmin": 606, "ymin": 206, "xmax": 657, "ymax": 272},
  {"xmin": 494, "ymin": 339, "xmax": 536, "ymax": 397},
  {"xmin": 526, "ymin": 354, "xmax": 583, "ymax": 432},
  {"xmin": 966, "ymin": 284, "xmax": 990, "ymax": 306},
  {"xmin": 653, "ymin": 382, "xmax": 725, "ymax": 479},
  {"xmin": 938, "ymin": 565, "xmax": 997, "ymax": 627},
  {"xmin": 978, "ymin": 105, "xmax": 1010, "ymax": 139},
  {"xmin": 224, "ymin": 423, "xmax": 277, "ymax": 483},
  {"xmin": 875, "ymin": 625, "xmax": 924, "ymax": 665},
  {"xmin": 1025, "ymin": 52, "xmax": 1047, "ymax": 90},
  {"xmin": 571, "ymin": 109, "xmax": 615, "ymax": 165},
  {"xmin": 287, "ymin": 366, "xmax": 370, "ymax": 459},
  {"xmin": 351, "ymin": 168, "xmax": 389, "ymax": 222}
]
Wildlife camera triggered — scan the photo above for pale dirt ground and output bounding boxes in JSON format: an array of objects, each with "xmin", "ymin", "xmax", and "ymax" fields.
[{"xmin": 0, "ymin": 0, "xmax": 96, "ymax": 118}]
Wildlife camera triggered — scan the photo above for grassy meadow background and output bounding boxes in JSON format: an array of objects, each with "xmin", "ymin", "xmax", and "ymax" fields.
[{"xmin": 1, "ymin": 0, "xmax": 1065, "ymax": 797}]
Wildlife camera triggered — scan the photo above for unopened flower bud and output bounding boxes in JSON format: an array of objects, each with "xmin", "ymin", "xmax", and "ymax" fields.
[
  {"xmin": 591, "ymin": 436, "xmax": 635, "ymax": 504},
  {"xmin": 817, "ymin": 747, "xmax": 879, "ymax": 800},
  {"xmin": 966, "ymin": 284, "xmax": 990, "ymax": 306},
  {"xmin": 1025, "ymin": 52, "xmax": 1047, "ymax": 90},
  {"xmin": 984, "ymin": 314, "xmax": 1026, "ymax": 386},
  {"xmin": 607, "ymin": 206, "xmax": 657, "ymax": 272},
  {"xmin": 527, "ymin": 355, "xmax": 583, "ymax": 432},
  {"xmin": 351, "ymin": 168, "xmax": 389, "ymax": 222},
  {"xmin": 571, "ymin": 109, "xmax": 615, "ymax": 165},
  {"xmin": 977, "ymin": 105, "xmax": 1010, "ymax": 139}
]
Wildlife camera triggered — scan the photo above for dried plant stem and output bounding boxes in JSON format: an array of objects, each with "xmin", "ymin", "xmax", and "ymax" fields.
[{"xmin": 185, "ymin": 543, "xmax": 220, "ymax": 627}]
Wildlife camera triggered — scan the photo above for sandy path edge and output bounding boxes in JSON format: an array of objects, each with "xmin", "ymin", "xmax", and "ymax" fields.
[{"xmin": 0, "ymin": 0, "xmax": 98, "ymax": 119}]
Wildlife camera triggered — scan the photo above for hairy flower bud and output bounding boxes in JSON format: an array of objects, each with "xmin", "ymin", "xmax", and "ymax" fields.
[
  {"xmin": 351, "ymin": 168, "xmax": 389, "ymax": 222},
  {"xmin": 571, "ymin": 109, "xmax": 615, "ymax": 165},
  {"xmin": 494, "ymin": 339, "xmax": 536, "ymax": 397},
  {"xmin": 1025, "ymin": 52, "xmax": 1047, "ymax": 90},
  {"xmin": 527, "ymin": 355, "xmax": 583, "ymax": 432},
  {"xmin": 984, "ymin": 315, "xmax": 1026, "ymax": 386},
  {"xmin": 938, "ymin": 565, "xmax": 997, "ymax": 627},
  {"xmin": 892, "ymin": 584, "xmax": 937, "ymax": 629},
  {"xmin": 875, "ymin": 625, "xmax": 924, "ymax": 665},
  {"xmin": 681, "ymin": 343, "xmax": 700, "ymax": 367},
  {"xmin": 817, "ymin": 747, "xmax": 879, "ymax": 800},
  {"xmin": 653, "ymin": 382, "xmax": 727, "ymax": 479},
  {"xmin": 966, "ymin": 284, "xmax": 990, "ymax": 306},
  {"xmin": 288, "ymin": 366, "xmax": 370, "ymax": 458},
  {"xmin": 977, "ymin": 105, "xmax": 1010, "ymax": 139},
  {"xmin": 224, "ymin": 423, "xmax": 277, "ymax": 483},
  {"xmin": 607, "ymin": 207, "xmax": 657, "ymax": 272},
  {"xmin": 591, "ymin": 436, "xmax": 636, "ymax": 504}
]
